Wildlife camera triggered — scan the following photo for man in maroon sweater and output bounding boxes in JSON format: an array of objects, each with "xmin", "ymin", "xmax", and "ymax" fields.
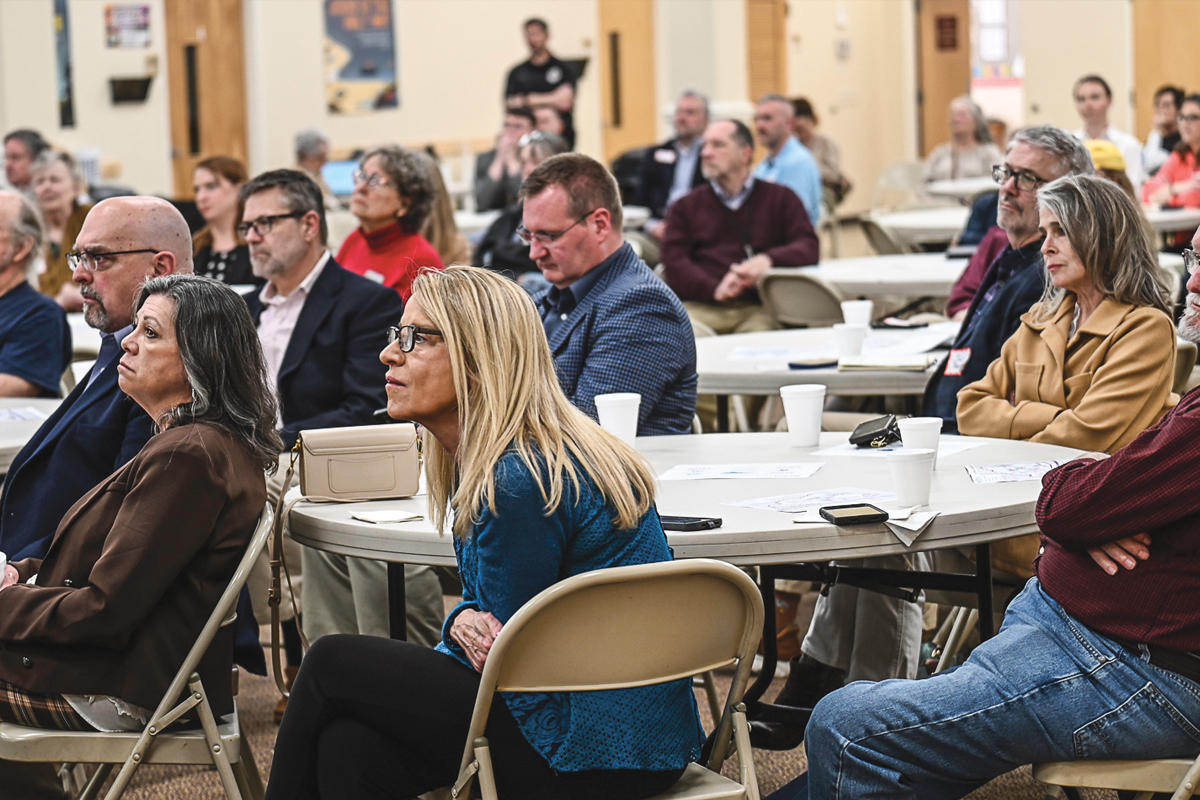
[
  {"xmin": 660, "ymin": 119, "xmax": 819, "ymax": 336},
  {"xmin": 770, "ymin": 237, "xmax": 1200, "ymax": 798}
]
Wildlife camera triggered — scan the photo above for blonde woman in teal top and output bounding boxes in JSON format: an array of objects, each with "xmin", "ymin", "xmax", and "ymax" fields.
[{"xmin": 266, "ymin": 266, "xmax": 703, "ymax": 800}]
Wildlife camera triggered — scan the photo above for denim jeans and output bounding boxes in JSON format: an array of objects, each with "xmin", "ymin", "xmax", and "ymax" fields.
[{"xmin": 791, "ymin": 578, "xmax": 1200, "ymax": 800}]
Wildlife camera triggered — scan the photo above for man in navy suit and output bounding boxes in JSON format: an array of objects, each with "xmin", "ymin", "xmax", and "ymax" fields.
[
  {"xmin": 521, "ymin": 153, "xmax": 697, "ymax": 436},
  {"xmin": 632, "ymin": 91, "xmax": 709, "ymax": 244},
  {"xmin": 0, "ymin": 196, "xmax": 191, "ymax": 563}
]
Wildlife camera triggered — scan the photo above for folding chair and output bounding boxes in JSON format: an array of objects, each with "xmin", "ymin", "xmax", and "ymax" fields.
[
  {"xmin": 0, "ymin": 504, "xmax": 274, "ymax": 800},
  {"xmin": 757, "ymin": 270, "xmax": 845, "ymax": 329},
  {"xmin": 450, "ymin": 559, "xmax": 765, "ymax": 800},
  {"xmin": 1034, "ymin": 754, "xmax": 1200, "ymax": 800}
]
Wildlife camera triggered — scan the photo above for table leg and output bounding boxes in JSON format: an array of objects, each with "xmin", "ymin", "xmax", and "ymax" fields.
[
  {"xmin": 387, "ymin": 563, "xmax": 408, "ymax": 641},
  {"xmin": 716, "ymin": 395, "xmax": 729, "ymax": 433},
  {"xmin": 974, "ymin": 543, "xmax": 995, "ymax": 640},
  {"xmin": 744, "ymin": 566, "xmax": 778, "ymax": 706}
]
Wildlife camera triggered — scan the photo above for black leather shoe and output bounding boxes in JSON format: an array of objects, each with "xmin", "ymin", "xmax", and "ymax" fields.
[
  {"xmin": 749, "ymin": 719, "xmax": 806, "ymax": 751},
  {"xmin": 773, "ymin": 656, "xmax": 846, "ymax": 709}
]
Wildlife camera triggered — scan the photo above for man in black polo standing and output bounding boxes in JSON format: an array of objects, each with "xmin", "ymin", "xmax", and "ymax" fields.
[{"xmin": 504, "ymin": 18, "xmax": 576, "ymax": 149}]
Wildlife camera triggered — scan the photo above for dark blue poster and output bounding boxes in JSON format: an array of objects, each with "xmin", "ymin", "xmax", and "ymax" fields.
[
  {"xmin": 324, "ymin": 0, "xmax": 398, "ymax": 114},
  {"xmin": 55, "ymin": 0, "xmax": 75, "ymax": 127}
]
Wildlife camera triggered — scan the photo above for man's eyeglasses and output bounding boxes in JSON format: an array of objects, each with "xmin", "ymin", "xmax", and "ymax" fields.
[
  {"xmin": 1185, "ymin": 249, "xmax": 1200, "ymax": 275},
  {"xmin": 352, "ymin": 169, "xmax": 394, "ymax": 189},
  {"xmin": 66, "ymin": 249, "xmax": 160, "ymax": 273},
  {"xmin": 992, "ymin": 164, "xmax": 1047, "ymax": 192},
  {"xmin": 386, "ymin": 324, "xmax": 444, "ymax": 352},
  {"xmin": 516, "ymin": 209, "xmax": 598, "ymax": 246},
  {"xmin": 235, "ymin": 212, "xmax": 306, "ymax": 238},
  {"xmin": 1180, "ymin": 114, "xmax": 1200, "ymax": 124}
]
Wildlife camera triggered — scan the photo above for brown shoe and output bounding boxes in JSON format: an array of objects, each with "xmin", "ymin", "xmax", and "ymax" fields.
[{"xmin": 273, "ymin": 665, "xmax": 299, "ymax": 724}]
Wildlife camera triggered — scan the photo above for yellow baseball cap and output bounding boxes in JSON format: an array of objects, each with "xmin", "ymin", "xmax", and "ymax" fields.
[{"xmin": 1084, "ymin": 139, "xmax": 1127, "ymax": 172}]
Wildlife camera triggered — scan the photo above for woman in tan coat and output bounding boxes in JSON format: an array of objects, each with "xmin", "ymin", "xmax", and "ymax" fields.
[{"xmin": 957, "ymin": 174, "xmax": 1178, "ymax": 454}]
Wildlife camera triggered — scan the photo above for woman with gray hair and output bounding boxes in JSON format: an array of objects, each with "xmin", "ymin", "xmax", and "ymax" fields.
[
  {"xmin": 337, "ymin": 144, "xmax": 444, "ymax": 302},
  {"xmin": 958, "ymin": 173, "xmax": 1177, "ymax": 452},
  {"xmin": 0, "ymin": 274, "xmax": 278, "ymax": 736},
  {"xmin": 31, "ymin": 150, "xmax": 91, "ymax": 310},
  {"xmin": 922, "ymin": 95, "xmax": 1004, "ymax": 182}
]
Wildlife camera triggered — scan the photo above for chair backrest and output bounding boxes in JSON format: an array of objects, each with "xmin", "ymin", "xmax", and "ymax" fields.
[
  {"xmin": 1175, "ymin": 340, "xmax": 1198, "ymax": 395},
  {"xmin": 860, "ymin": 215, "xmax": 913, "ymax": 255},
  {"xmin": 758, "ymin": 270, "xmax": 845, "ymax": 328},
  {"xmin": 459, "ymin": 560, "xmax": 763, "ymax": 770},
  {"xmin": 871, "ymin": 161, "xmax": 924, "ymax": 209}
]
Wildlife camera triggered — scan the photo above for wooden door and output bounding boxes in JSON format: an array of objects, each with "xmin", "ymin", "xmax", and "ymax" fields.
[
  {"xmin": 598, "ymin": 0, "xmax": 657, "ymax": 165},
  {"xmin": 746, "ymin": 0, "xmax": 787, "ymax": 102},
  {"xmin": 916, "ymin": 0, "xmax": 971, "ymax": 157},
  {"xmin": 164, "ymin": 0, "xmax": 248, "ymax": 198},
  {"xmin": 1133, "ymin": 0, "xmax": 1200, "ymax": 140}
]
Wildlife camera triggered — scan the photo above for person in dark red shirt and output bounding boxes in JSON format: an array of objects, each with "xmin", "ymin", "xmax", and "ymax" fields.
[{"xmin": 767, "ymin": 230, "xmax": 1200, "ymax": 799}]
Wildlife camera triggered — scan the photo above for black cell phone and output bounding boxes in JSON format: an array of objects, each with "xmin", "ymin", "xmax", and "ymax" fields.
[
  {"xmin": 818, "ymin": 503, "xmax": 889, "ymax": 525},
  {"xmin": 661, "ymin": 515, "xmax": 723, "ymax": 531}
]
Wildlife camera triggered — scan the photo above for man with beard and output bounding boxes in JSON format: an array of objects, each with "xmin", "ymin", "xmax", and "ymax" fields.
[{"xmin": 0, "ymin": 196, "xmax": 190, "ymax": 563}]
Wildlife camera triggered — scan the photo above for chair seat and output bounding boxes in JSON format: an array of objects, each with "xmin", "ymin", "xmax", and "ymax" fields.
[
  {"xmin": 0, "ymin": 716, "xmax": 242, "ymax": 765},
  {"xmin": 647, "ymin": 762, "xmax": 748, "ymax": 800},
  {"xmin": 1033, "ymin": 758, "xmax": 1197, "ymax": 792}
]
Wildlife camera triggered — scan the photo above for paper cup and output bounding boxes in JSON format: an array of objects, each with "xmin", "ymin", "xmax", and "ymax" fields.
[
  {"xmin": 841, "ymin": 300, "xmax": 874, "ymax": 326},
  {"xmin": 780, "ymin": 384, "xmax": 826, "ymax": 447},
  {"xmin": 898, "ymin": 417, "xmax": 943, "ymax": 469},
  {"xmin": 594, "ymin": 393, "xmax": 641, "ymax": 445},
  {"xmin": 887, "ymin": 448, "xmax": 936, "ymax": 507},
  {"xmin": 833, "ymin": 323, "xmax": 867, "ymax": 358}
]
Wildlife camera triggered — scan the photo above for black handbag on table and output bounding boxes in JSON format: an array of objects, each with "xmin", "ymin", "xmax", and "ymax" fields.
[{"xmin": 849, "ymin": 414, "xmax": 905, "ymax": 448}]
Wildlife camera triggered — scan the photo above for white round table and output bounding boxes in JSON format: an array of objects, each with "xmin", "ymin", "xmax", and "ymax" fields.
[
  {"xmin": 1144, "ymin": 206, "xmax": 1200, "ymax": 234},
  {"xmin": 874, "ymin": 207, "xmax": 970, "ymax": 246},
  {"xmin": 789, "ymin": 253, "xmax": 967, "ymax": 299},
  {"xmin": 694, "ymin": 323, "xmax": 959, "ymax": 397},
  {"xmin": 0, "ymin": 398, "xmax": 60, "ymax": 474},
  {"xmin": 924, "ymin": 177, "xmax": 997, "ymax": 201}
]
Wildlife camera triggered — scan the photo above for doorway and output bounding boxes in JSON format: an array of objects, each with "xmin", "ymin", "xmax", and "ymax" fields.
[
  {"xmin": 598, "ymin": 0, "xmax": 657, "ymax": 165},
  {"xmin": 1133, "ymin": 0, "xmax": 1200, "ymax": 142},
  {"xmin": 916, "ymin": 0, "xmax": 971, "ymax": 157}
]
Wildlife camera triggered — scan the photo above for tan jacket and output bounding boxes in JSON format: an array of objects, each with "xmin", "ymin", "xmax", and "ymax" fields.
[
  {"xmin": 0, "ymin": 424, "xmax": 265, "ymax": 717},
  {"xmin": 957, "ymin": 295, "xmax": 1178, "ymax": 454}
]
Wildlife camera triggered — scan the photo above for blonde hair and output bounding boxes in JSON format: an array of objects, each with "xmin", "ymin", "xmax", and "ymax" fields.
[
  {"xmin": 413, "ymin": 266, "xmax": 657, "ymax": 539},
  {"xmin": 417, "ymin": 152, "xmax": 469, "ymax": 265}
]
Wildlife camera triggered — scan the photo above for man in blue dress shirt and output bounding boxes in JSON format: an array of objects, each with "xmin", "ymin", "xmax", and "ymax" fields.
[{"xmin": 753, "ymin": 94, "xmax": 823, "ymax": 224}]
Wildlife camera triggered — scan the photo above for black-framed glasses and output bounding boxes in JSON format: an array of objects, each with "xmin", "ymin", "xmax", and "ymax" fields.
[
  {"xmin": 352, "ymin": 169, "xmax": 394, "ymax": 189},
  {"xmin": 66, "ymin": 249, "xmax": 160, "ymax": 273},
  {"xmin": 992, "ymin": 164, "xmax": 1047, "ymax": 192},
  {"xmin": 386, "ymin": 324, "xmax": 444, "ymax": 352},
  {"xmin": 235, "ymin": 211, "xmax": 306, "ymax": 238},
  {"xmin": 1181, "ymin": 114, "xmax": 1200, "ymax": 124},
  {"xmin": 516, "ymin": 209, "xmax": 598, "ymax": 246},
  {"xmin": 1185, "ymin": 249, "xmax": 1200, "ymax": 275}
]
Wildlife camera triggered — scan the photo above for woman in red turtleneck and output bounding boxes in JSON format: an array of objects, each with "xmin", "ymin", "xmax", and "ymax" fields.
[{"xmin": 337, "ymin": 146, "xmax": 444, "ymax": 301}]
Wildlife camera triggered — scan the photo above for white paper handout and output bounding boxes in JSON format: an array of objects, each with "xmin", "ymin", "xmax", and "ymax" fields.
[
  {"xmin": 728, "ymin": 487, "xmax": 896, "ymax": 514},
  {"xmin": 350, "ymin": 510, "xmax": 425, "ymax": 524},
  {"xmin": 812, "ymin": 439, "xmax": 985, "ymax": 459},
  {"xmin": 964, "ymin": 461, "xmax": 1067, "ymax": 484},
  {"xmin": 0, "ymin": 407, "xmax": 49, "ymax": 423},
  {"xmin": 659, "ymin": 463, "xmax": 824, "ymax": 481},
  {"xmin": 886, "ymin": 512, "xmax": 939, "ymax": 546}
]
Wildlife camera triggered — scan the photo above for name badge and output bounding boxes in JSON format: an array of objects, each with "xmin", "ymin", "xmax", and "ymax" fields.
[
  {"xmin": 944, "ymin": 348, "xmax": 971, "ymax": 377},
  {"xmin": 654, "ymin": 148, "xmax": 677, "ymax": 164},
  {"xmin": 364, "ymin": 270, "xmax": 385, "ymax": 284}
]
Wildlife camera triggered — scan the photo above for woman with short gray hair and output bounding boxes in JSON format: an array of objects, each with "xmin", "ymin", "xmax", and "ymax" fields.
[
  {"xmin": 922, "ymin": 95, "xmax": 1004, "ymax": 182},
  {"xmin": 337, "ymin": 145, "xmax": 444, "ymax": 301},
  {"xmin": 31, "ymin": 150, "xmax": 91, "ymax": 310}
]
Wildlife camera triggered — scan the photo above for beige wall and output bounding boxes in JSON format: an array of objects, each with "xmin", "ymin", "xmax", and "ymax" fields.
[
  {"xmin": 1021, "ymin": 0, "xmax": 1134, "ymax": 136},
  {"xmin": 0, "ymin": 0, "xmax": 172, "ymax": 195}
]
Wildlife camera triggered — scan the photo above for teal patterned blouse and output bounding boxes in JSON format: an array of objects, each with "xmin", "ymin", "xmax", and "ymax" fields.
[{"xmin": 436, "ymin": 450, "xmax": 704, "ymax": 772}]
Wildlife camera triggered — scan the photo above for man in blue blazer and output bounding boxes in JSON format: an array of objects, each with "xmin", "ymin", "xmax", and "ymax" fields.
[
  {"xmin": 0, "ymin": 196, "xmax": 191, "ymax": 563},
  {"xmin": 522, "ymin": 153, "xmax": 697, "ymax": 436}
]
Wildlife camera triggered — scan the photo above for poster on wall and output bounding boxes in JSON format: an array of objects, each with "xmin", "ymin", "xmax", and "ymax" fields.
[
  {"xmin": 54, "ymin": 0, "xmax": 75, "ymax": 128},
  {"xmin": 324, "ymin": 0, "xmax": 399, "ymax": 114},
  {"xmin": 105, "ymin": 5, "xmax": 151, "ymax": 48}
]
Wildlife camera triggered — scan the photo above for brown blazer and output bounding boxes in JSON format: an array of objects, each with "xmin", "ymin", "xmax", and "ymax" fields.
[{"xmin": 0, "ymin": 423, "xmax": 265, "ymax": 717}]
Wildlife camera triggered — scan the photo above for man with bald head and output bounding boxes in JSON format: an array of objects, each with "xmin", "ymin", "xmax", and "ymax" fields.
[
  {"xmin": 0, "ymin": 190, "xmax": 70, "ymax": 398},
  {"xmin": 0, "ymin": 196, "xmax": 193, "ymax": 563}
]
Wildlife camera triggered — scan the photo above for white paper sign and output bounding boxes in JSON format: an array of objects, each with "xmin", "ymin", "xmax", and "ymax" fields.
[
  {"xmin": 727, "ymin": 487, "xmax": 896, "ymax": 514},
  {"xmin": 658, "ymin": 463, "xmax": 824, "ymax": 481},
  {"xmin": 964, "ymin": 461, "xmax": 1067, "ymax": 484}
]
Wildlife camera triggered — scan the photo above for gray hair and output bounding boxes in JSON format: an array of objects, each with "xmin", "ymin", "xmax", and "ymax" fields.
[
  {"xmin": 1011, "ymin": 126, "xmax": 1095, "ymax": 180},
  {"xmin": 238, "ymin": 169, "xmax": 327, "ymax": 246},
  {"xmin": 950, "ymin": 94, "xmax": 993, "ymax": 145},
  {"xmin": 359, "ymin": 145, "xmax": 434, "ymax": 234},
  {"xmin": 679, "ymin": 90, "xmax": 710, "ymax": 117},
  {"xmin": 31, "ymin": 150, "xmax": 84, "ymax": 188},
  {"xmin": 295, "ymin": 128, "xmax": 329, "ymax": 161},
  {"xmin": 1031, "ymin": 174, "xmax": 1171, "ymax": 323},
  {"xmin": 135, "ymin": 274, "xmax": 283, "ymax": 470},
  {"xmin": 757, "ymin": 93, "xmax": 794, "ymax": 117},
  {"xmin": 2, "ymin": 191, "xmax": 44, "ymax": 270},
  {"xmin": 518, "ymin": 130, "xmax": 569, "ymax": 162}
]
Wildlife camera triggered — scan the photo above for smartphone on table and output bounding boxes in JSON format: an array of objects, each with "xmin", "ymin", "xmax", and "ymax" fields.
[
  {"xmin": 660, "ymin": 516, "xmax": 723, "ymax": 531},
  {"xmin": 817, "ymin": 504, "xmax": 889, "ymax": 525}
]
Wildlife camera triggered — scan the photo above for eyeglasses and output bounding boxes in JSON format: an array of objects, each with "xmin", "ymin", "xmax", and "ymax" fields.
[
  {"xmin": 66, "ymin": 249, "xmax": 160, "ymax": 273},
  {"xmin": 1180, "ymin": 114, "xmax": 1200, "ymax": 124},
  {"xmin": 1185, "ymin": 249, "xmax": 1200, "ymax": 275},
  {"xmin": 386, "ymin": 324, "xmax": 444, "ymax": 352},
  {"xmin": 352, "ymin": 169, "xmax": 394, "ymax": 189},
  {"xmin": 516, "ymin": 209, "xmax": 598, "ymax": 246},
  {"xmin": 235, "ymin": 212, "xmax": 306, "ymax": 238},
  {"xmin": 992, "ymin": 164, "xmax": 1047, "ymax": 192}
]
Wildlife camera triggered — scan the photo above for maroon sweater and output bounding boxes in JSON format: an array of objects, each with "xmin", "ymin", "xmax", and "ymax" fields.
[
  {"xmin": 1036, "ymin": 386, "xmax": 1200, "ymax": 651},
  {"xmin": 660, "ymin": 181, "xmax": 819, "ymax": 303}
]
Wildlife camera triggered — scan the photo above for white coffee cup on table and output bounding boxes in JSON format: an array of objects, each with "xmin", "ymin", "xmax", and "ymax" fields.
[
  {"xmin": 841, "ymin": 300, "xmax": 874, "ymax": 326},
  {"xmin": 780, "ymin": 384, "xmax": 826, "ymax": 447},
  {"xmin": 898, "ymin": 417, "xmax": 943, "ymax": 469},
  {"xmin": 594, "ymin": 393, "xmax": 641, "ymax": 445},
  {"xmin": 832, "ymin": 323, "xmax": 867, "ymax": 358},
  {"xmin": 887, "ymin": 448, "xmax": 936, "ymax": 507}
]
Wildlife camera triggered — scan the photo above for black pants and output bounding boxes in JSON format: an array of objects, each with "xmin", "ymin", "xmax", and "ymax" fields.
[{"xmin": 264, "ymin": 634, "xmax": 685, "ymax": 800}]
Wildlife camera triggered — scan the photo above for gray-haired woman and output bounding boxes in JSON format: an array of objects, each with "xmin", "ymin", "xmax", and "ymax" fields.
[
  {"xmin": 0, "ymin": 274, "xmax": 279, "ymax": 735},
  {"xmin": 922, "ymin": 95, "xmax": 1004, "ymax": 182},
  {"xmin": 338, "ymin": 145, "xmax": 445, "ymax": 302}
]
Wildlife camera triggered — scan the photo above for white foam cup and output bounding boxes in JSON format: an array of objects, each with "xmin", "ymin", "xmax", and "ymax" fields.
[
  {"xmin": 898, "ymin": 417, "xmax": 944, "ymax": 469},
  {"xmin": 780, "ymin": 384, "xmax": 826, "ymax": 447},
  {"xmin": 594, "ymin": 393, "xmax": 641, "ymax": 445},
  {"xmin": 840, "ymin": 299, "xmax": 874, "ymax": 326},
  {"xmin": 887, "ymin": 448, "xmax": 936, "ymax": 507},
  {"xmin": 833, "ymin": 323, "xmax": 868, "ymax": 358}
]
